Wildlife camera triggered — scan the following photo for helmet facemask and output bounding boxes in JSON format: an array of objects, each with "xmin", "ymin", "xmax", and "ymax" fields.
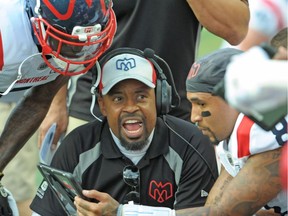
[{"xmin": 30, "ymin": 0, "xmax": 117, "ymax": 76}]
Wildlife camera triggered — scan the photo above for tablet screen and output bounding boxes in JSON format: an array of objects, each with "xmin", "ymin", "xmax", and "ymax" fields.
[{"xmin": 37, "ymin": 163, "xmax": 83, "ymax": 215}]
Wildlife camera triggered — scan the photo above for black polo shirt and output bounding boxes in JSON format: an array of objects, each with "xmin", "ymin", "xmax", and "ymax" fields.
[{"xmin": 31, "ymin": 115, "xmax": 218, "ymax": 216}]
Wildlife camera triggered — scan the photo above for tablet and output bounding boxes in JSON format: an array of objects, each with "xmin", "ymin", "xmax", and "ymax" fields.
[{"xmin": 37, "ymin": 163, "xmax": 85, "ymax": 214}]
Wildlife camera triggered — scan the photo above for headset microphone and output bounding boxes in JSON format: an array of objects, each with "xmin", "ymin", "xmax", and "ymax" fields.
[
  {"xmin": 143, "ymin": 48, "xmax": 154, "ymax": 59},
  {"xmin": 144, "ymin": 48, "xmax": 169, "ymax": 83},
  {"xmin": 201, "ymin": 111, "xmax": 211, "ymax": 117}
]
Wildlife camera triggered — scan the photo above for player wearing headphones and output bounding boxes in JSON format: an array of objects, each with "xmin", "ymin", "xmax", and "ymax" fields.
[{"xmin": 30, "ymin": 47, "xmax": 218, "ymax": 216}]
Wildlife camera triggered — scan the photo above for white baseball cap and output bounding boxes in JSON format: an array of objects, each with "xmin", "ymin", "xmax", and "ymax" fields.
[{"xmin": 99, "ymin": 53, "xmax": 157, "ymax": 95}]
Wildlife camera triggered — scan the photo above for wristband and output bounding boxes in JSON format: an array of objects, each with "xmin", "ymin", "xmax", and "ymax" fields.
[
  {"xmin": 117, "ymin": 204, "xmax": 123, "ymax": 216},
  {"xmin": 121, "ymin": 202, "xmax": 175, "ymax": 216}
]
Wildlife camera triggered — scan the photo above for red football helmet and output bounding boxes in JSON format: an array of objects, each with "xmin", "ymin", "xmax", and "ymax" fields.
[{"xmin": 29, "ymin": 0, "xmax": 117, "ymax": 76}]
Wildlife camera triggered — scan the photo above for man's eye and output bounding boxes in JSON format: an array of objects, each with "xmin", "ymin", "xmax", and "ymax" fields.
[
  {"xmin": 198, "ymin": 102, "xmax": 205, "ymax": 107},
  {"xmin": 113, "ymin": 97, "xmax": 122, "ymax": 102},
  {"xmin": 137, "ymin": 95, "xmax": 147, "ymax": 101}
]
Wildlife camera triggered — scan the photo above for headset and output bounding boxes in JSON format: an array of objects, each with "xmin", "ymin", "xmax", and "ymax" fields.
[{"xmin": 91, "ymin": 47, "xmax": 180, "ymax": 117}]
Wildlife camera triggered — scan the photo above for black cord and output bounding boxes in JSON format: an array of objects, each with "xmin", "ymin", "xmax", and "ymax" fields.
[{"xmin": 163, "ymin": 115, "xmax": 218, "ymax": 182}]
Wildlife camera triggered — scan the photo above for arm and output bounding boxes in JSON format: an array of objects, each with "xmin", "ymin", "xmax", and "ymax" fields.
[
  {"xmin": 205, "ymin": 166, "xmax": 233, "ymax": 206},
  {"xmin": 176, "ymin": 148, "xmax": 283, "ymax": 216},
  {"xmin": 186, "ymin": 0, "xmax": 249, "ymax": 45},
  {"xmin": 38, "ymin": 83, "xmax": 69, "ymax": 149},
  {"xmin": 74, "ymin": 190, "xmax": 119, "ymax": 216},
  {"xmin": 0, "ymin": 76, "xmax": 69, "ymax": 171},
  {"xmin": 237, "ymin": 28, "xmax": 270, "ymax": 51}
]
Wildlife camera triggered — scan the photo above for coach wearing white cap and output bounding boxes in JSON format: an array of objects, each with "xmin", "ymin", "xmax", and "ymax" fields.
[
  {"xmin": 99, "ymin": 52, "xmax": 157, "ymax": 95},
  {"xmin": 30, "ymin": 48, "xmax": 218, "ymax": 216}
]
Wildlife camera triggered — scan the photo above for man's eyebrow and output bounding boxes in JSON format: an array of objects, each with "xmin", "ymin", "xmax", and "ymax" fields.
[
  {"xmin": 107, "ymin": 89, "xmax": 120, "ymax": 95},
  {"xmin": 188, "ymin": 97, "xmax": 201, "ymax": 102}
]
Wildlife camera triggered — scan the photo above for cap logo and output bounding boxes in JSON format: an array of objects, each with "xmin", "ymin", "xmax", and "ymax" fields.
[
  {"xmin": 187, "ymin": 63, "xmax": 200, "ymax": 80},
  {"xmin": 116, "ymin": 57, "xmax": 136, "ymax": 71}
]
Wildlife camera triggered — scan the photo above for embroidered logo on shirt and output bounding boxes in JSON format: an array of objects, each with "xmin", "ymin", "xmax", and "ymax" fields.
[{"xmin": 148, "ymin": 180, "xmax": 173, "ymax": 203}]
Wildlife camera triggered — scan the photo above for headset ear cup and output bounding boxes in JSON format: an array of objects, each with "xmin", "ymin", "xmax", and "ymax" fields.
[
  {"xmin": 161, "ymin": 80, "xmax": 172, "ymax": 115},
  {"xmin": 156, "ymin": 79, "xmax": 162, "ymax": 115},
  {"xmin": 156, "ymin": 79, "xmax": 172, "ymax": 115}
]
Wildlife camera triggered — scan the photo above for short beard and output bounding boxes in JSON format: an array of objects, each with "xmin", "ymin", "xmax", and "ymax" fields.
[{"xmin": 119, "ymin": 137, "xmax": 149, "ymax": 151}]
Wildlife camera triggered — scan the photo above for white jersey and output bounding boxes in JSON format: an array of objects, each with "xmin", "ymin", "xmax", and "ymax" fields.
[
  {"xmin": 249, "ymin": 0, "xmax": 288, "ymax": 38},
  {"xmin": 217, "ymin": 113, "xmax": 288, "ymax": 214},
  {"xmin": 0, "ymin": 0, "xmax": 59, "ymax": 101}
]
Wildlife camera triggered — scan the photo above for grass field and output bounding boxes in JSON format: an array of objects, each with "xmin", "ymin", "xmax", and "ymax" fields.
[{"xmin": 198, "ymin": 28, "xmax": 224, "ymax": 59}]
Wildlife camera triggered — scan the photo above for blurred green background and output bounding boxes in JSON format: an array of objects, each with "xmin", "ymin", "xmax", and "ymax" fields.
[{"xmin": 198, "ymin": 28, "xmax": 224, "ymax": 59}]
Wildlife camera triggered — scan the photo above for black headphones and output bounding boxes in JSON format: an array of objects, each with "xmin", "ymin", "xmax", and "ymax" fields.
[{"xmin": 93, "ymin": 47, "xmax": 180, "ymax": 116}]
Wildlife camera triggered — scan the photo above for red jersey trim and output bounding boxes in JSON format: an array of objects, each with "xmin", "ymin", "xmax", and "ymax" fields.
[{"xmin": 237, "ymin": 116, "xmax": 254, "ymax": 158}]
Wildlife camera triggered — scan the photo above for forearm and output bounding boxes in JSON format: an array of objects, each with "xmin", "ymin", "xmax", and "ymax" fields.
[
  {"xmin": 0, "ymin": 76, "xmax": 68, "ymax": 171},
  {"xmin": 205, "ymin": 166, "xmax": 232, "ymax": 205},
  {"xmin": 38, "ymin": 83, "xmax": 69, "ymax": 146},
  {"xmin": 51, "ymin": 83, "xmax": 68, "ymax": 109},
  {"xmin": 176, "ymin": 206, "xmax": 281, "ymax": 216},
  {"xmin": 174, "ymin": 168, "xmax": 233, "ymax": 216},
  {"xmin": 186, "ymin": 0, "xmax": 249, "ymax": 45},
  {"xmin": 176, "ymin": 206, "xmax": 221, "ymax": 216},
  {"xmin": 236, "ymin": 29, "xmax": 270, "ymax": 51}
]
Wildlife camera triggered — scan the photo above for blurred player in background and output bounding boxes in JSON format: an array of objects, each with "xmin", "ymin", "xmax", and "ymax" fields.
[{"xmin": 0, "ymin": 0, "xmax": 116, "ymax": 214}]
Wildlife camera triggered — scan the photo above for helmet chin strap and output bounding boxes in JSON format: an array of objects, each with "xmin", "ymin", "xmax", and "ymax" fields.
[{"xmin": 90, "ymin": 61, "xmax": 102, "ymax": 122}]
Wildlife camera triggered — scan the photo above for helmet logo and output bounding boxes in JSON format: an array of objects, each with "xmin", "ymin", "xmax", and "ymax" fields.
[
  {"xmin": 84, "ymin": 27, "xmax": 93, "ymax": 33},
  {"xmin": 42, "ymin": 0, "xmax": 93, "ymax": 20}
]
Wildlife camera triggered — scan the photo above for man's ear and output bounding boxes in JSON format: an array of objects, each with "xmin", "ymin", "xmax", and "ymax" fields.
[{"xmin": 97, "ymin": 95, "xmax": 107, "ymax": 117}]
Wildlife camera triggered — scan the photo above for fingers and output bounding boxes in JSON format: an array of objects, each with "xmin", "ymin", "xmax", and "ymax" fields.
[
  {"xmin": 74, "ymin": 190, "xmax": 119, "ymax": 216},
  {"xmin": 82, "ymin": 190, "xmax": 114, "ymax": 203},
  {"xmin": 38, "ymin": 120, "xmax": 55, "ymax": 148},
  {"xmin": 51, "ymin": 130, "xmax": 64, "ymax": 150},
  {"xmin": 82, "ymin": 190, "xmax": 103, "ymax": 200},
  {"xmin": 74, "ymin": 196, "xmax": 101, "ymax": 216},
  {"xmin": 38, "ymin": 116, "xmax": 68, "ymax": 149}
]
